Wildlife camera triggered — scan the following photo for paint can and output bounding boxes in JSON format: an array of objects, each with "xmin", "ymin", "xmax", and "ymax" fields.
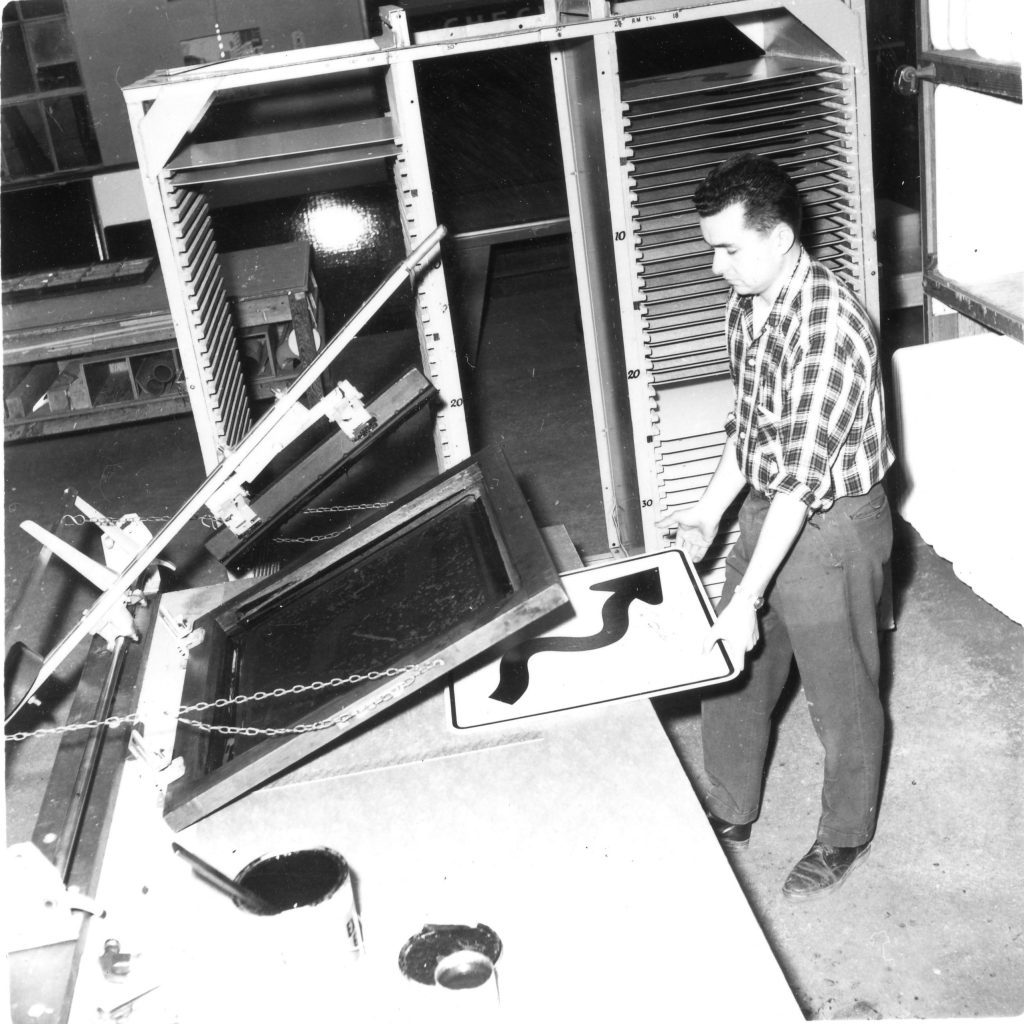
[
  {"xmin": 166, "ymin": 846, "xmax": 365, "ymax": 1021},
  {"xmin": 398, "ymin": 923, "xmax": 501, "ymax": 1021},
  {"xmin": 134, "ymin": 354, "xmax": 177, "ymax": 396},
  {"xmin": 232, "ymin": 846, "xmax": 364, "ymax": 955}
]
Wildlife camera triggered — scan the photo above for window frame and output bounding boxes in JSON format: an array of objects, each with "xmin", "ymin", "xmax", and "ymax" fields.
[{"xmin": 1, "ymin": 0, "xmax": 102, "ymax": 183}]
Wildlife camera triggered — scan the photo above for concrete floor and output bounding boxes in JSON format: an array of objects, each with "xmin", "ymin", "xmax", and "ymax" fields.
[
  {"xmin": 657, "ymin": 514, "xmax": 1024, "ymax": 1020},
  {"xmin": 4, "ymin": 247, "xmax": 1023, "ymax": 1020}
]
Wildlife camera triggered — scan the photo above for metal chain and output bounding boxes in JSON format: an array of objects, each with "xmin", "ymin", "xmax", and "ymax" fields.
[
  {"xmin": 275, "ymin": 503, "xmax": 393, "ymax": 544},
  {"xmin": 61, "ymin": 501, "xmax": 393, "ymax": 538},
  {"xmin": 300, "ymin": 502, "xmax": 392, "ymax": 514},
  {"xmin": 60, "ymin": 512, "xmax": 223, "ymax": 529},
  {"xmin": 273, "ymin": 531, "xmax": 348, "ymax": 545},
  {"xmin": 4, "ymin": 658, "xmax": 444, "ymax": 743}
]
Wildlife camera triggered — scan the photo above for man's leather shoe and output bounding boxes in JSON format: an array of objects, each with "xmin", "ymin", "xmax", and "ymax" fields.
[
  {"xmin": 707, "ymin": 812, "xmax": 751, "ymax": 848},
  {"xmin": 782, "ymin": 841, "xmax": 871, "ymax": 900}
]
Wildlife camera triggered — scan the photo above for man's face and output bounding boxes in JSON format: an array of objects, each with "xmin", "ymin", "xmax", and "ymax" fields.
[{"xmin": 699, "ymin": 201, "xmax": 793, "ymax": 298}]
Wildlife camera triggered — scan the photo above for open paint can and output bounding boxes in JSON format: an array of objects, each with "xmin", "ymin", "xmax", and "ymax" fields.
[
  {"xmin": 232, "ymin": 846, "xmax": 363, "ymax": 953},
  {"xmin": 167, "ymin": 846, "xmax": 364, "ymax": 1021}
]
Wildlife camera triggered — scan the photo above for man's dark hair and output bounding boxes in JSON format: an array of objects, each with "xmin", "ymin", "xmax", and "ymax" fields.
[{"xmin": 693, "ymin": 154, "xmax": 802, "ymax": 236}]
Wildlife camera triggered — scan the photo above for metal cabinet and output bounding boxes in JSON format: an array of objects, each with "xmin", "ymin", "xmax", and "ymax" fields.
[{"xmin": 219, "ymin": 243, "xmax": 326, "ymax": 405}]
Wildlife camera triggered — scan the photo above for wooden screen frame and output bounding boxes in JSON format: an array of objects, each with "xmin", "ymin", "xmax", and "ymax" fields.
[{"xmin": 164, "ymin": 446, "xmax": 568, "ymax": 830}]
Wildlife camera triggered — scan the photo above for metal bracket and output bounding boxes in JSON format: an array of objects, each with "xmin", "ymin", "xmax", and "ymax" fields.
[
  {"xmin": 173, "ymin": 626, "xmax": 206, "ymax": 663},
  {"xmin": 74, "ymin": 496, "xmax": 150, "ymax": 569},
  {"xmin": 73, "ymin": 494, "xmax": 173, "ymax": 595},
  {"xmin": 128, "ymin": 729, "xmax": 186, "ymax": 785},
  {"xmin": 322, "ymin": 380, "xmax": 378, "ymax": 441},
  {"xmin": 157, "ymin": 607, "xmax": 205, "ymax": 662},
  {"xmin": 100, "ymin": 938, "xmax": 133, "ymax": 980},
  {"xmin": 158, "ymin": 607, "xmax": 194, "ymax": 639},
  {"xmin": 206, "ymin": 483, "xmax": 261, "ymax": 537},
  {"xmin": 893, "ymin": 63, "xmax": 937, "ymax": 97},
  {"xmin": 5, "ymin": 843, "xmax": 103, "ymax": 953},
  {"xmin": 19, "ymin": 519, "xmax": 141, "ymax": 648}
]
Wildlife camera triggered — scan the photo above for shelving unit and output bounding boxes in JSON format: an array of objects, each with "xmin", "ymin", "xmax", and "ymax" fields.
[
  {"xmin": 122, "ymin": 0, "xmax": 878, "ymax": 581},
  {"xmin": 123, "ymin": 19, "xmax": 465, "ymax": 476}
]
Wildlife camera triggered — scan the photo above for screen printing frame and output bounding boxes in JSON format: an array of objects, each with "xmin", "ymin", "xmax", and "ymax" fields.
[{"xmin": 164, "ymin": 447, "xmax": 568, "ymax": 830}]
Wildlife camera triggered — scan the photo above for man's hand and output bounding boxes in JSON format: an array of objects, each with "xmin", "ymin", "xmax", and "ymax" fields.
[
  {"xmin": 656, "ymin": 506, "xmax": 719, "ymax": 563},
  {"xmin": 705, "ymin": 591, "xmax": 761, "ymax": 665}
]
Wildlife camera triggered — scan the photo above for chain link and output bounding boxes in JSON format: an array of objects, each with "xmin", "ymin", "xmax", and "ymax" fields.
[
  {"xmin": 61, "ymin": 501, "xmax": 393, "ymax": 538},
  {"xmin": 273, "ymin": 531, "xmax": 347, "ymax": 545},
  {"xmin": 60, "ymin": 512, "xmax": 223, "ymax": 529},
  {"xmin": 300, "ymin": 502, "xmax": 392, "ymax": 514},
  {"xmin": 274, "ymin": 502, "xmax": 394, "ymax": 544},
  {"xmin": 4, "ymin": 658, "xmax": 444, "ymax": 743}
]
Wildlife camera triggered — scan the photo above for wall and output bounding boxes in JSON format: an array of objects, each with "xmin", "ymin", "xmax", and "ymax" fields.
[{"xmin": 65, "ymin": 0, "xmax": 370, "ymax": 167}]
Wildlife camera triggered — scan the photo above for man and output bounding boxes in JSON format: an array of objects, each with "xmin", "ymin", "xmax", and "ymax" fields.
[{"xmin": 657, "ymin": 154, "xmax": 894, "ymax": 901}]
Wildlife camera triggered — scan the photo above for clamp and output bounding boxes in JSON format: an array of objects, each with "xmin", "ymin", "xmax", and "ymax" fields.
[{"xmin": 205, "ymin": 379, "xmax": 377, "ymax": 537}]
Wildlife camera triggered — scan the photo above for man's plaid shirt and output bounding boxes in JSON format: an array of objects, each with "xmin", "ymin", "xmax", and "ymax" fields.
[{"xmin": 723, "ymin": 247, "xmax": 894, "ymax": 511}]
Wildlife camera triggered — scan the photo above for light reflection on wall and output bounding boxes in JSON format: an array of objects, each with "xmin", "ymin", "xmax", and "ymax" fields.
[{"xmin": 302, "ymin": 198, "xmax": 373, "ymax": 255}]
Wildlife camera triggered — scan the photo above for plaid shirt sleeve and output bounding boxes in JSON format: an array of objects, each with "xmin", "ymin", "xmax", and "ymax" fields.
[
  {"xmin": 770, "ymin": 280, "xmax": 869, "ymax": 507},
  {"xmin": 728, "ymin": 253, "xmax": 893, "ymax": 510},
  {"xmin": 723, "ymin": 292, "xmax": 743, "ymax": 442}
]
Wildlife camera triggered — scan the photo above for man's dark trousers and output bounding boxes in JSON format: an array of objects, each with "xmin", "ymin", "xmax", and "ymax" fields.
[{"xmin": 702, "ymin": 482, "xmax": 893, "ymax": 847}]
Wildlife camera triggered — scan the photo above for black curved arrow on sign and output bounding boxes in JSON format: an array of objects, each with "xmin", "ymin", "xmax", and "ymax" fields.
[{"xmin": 488, "ymin": 566, "xmax": 663, "ymax": 705}]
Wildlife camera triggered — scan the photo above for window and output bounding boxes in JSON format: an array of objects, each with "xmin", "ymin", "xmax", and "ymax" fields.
[{"xmin": 1, "ymin": 0, "xmax": 100, "ymax": 182}]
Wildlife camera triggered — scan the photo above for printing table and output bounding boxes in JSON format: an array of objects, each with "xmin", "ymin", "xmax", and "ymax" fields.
[{"xmin": 41, "ymin": 579, "xmax": 801, "ymax": 1023}]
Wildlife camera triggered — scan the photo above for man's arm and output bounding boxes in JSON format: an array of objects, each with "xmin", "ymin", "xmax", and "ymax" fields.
[
  {"xmin": 656, "ymin": 435, "xmax": 808, "ymax": 664},
  {"xmin": 656, "ymin": 434, "xmax": 808, "ymax": 664},
  {"xmin": 707, "ymin": 490, "xmax": 807, "ymax": 661}
]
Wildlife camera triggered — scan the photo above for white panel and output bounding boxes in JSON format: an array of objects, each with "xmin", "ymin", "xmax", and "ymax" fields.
[
  {"xmin": 893, "ymin": 334, "xmax": 1024, "ymax": 625},
  {"xmin": 928, "ymin": 0, "xmax": 1022, "ymax": 61},
  {"xmin": 967, "ymin": 0, "xmax": 1023, "ymax": 61},
  {"xmin": 656, "ymin": 376, "xmax": 733, "ymax": 440},
  {"xmin": 92, "ymin": 169, "xmax": 149, "ymax": 228},
  {"xmin": 935, "ymin": 86, "xmax": 1024, "ymax": 284},
  {"xmin": 450, "ymin": 551, "xmax": 736, "ymax": 727}
]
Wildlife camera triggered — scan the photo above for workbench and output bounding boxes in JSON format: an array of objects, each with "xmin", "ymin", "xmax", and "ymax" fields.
[
  {"xmin": 29, "ymin": 580, "xmax": 800, "ymax": 1023},
  {"xmin": 2, "ymin": 243, "xmax": 320, "ymax": 441},
  {"xmin": 2, "ymin": 260, "xmax": 187, "ymax": 441}
]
